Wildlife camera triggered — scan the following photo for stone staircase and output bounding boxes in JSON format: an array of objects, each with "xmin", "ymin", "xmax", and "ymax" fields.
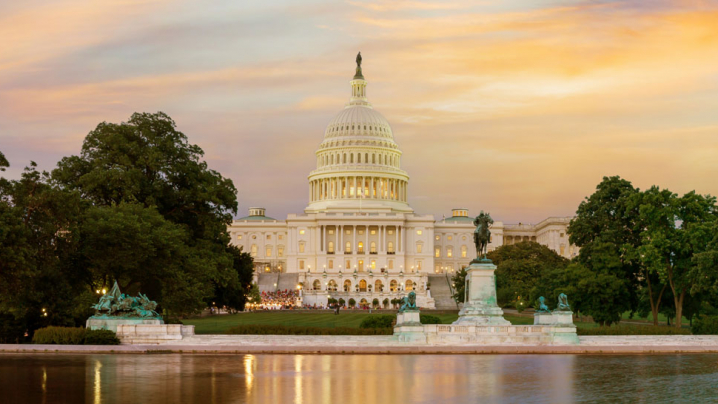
[
  {"xmin": 428, "ymin": 274, "xmax": 458, "ymax": 310},
  {"xmin": 277, "ymin": 273, "xmax": 299, "ymax": 293},
  {"xmin": 257, "ymin": 273, "xmax": 280, "ymax": 293}
]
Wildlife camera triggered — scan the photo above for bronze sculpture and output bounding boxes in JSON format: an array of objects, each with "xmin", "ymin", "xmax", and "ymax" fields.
[{"xmin": 472, "ymin": 211, "xmax": 493, "ymax": 262}]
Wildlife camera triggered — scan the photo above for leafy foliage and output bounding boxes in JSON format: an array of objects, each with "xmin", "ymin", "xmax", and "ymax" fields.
[
  {"xmin": 488, "ymin": 241, "xmax": 568, "ymax": 310},
  {"xmin": 691, "ymin": 315, "xmax": 718, "ymax": 335},
  {"xmin": 84, "ymin": 329, "xmax": 121, "ymax": 345},
  {"xmin": 32, "ymin": 326, "xmax": 87, "ymax": 344},
  {"xmin": 577, "ymin": 325, "xmax": 691, "ymax": 336},
  {"xmin": 451, "ymin": 267, "xmax": 468, "ymax": 303},
  {"xmin": 359, "ymin": 315, "xmax": 395, "ymax": 329},
  {"xmin": 419, "ymin": 314, "xmax": 442, "ymax": 324}
]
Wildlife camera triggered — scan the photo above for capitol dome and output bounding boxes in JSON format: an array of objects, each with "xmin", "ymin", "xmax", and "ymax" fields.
[{"xmin": 305, "ymin": 53, "xmax": 412, "ymax": 214}]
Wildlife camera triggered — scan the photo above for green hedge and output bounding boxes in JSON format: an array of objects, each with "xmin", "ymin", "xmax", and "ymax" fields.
[
  {"xmin": 84, "ymin": 329, "xmax": 121, "ymax": 345},
  {"xmin": 419, "ymin": 314, "xmax": 441, "ymax": 324},
  {"xmin": 692, "ymin": 315, "xmax": 718, "ymax": 335},
  {"xmin": 228, "ymin": 324, "xmax": 392, "ymax": 335},
  {"xmin": 577, "ymin": 325, "xmax": 692, "ymax": 336},
  {"xmin": 32, "ymin": 326, "xmax": 121, "ymax": 345},
  {"xmin": 359, "ymin": 315, "xmax": 395, "ymax": 329}
]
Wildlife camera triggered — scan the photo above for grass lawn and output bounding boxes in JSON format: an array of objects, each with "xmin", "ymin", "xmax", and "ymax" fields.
[{"xmin": 185, "ymin": 311, "xmax": 538, "ymax": 334}]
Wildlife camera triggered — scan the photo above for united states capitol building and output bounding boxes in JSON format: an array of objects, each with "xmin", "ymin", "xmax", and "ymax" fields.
[{"xmin": 229, "ymin": 55, "xmax": 577, "ymax": 309}]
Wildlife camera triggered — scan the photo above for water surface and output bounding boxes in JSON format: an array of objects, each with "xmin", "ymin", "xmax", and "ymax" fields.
[{"xmin": 1, "ymin": 353, "xmax": 717, "ymax": 403}]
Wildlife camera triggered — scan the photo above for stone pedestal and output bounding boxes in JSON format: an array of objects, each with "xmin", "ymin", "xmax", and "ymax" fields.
[
  {"xmin": 453, "ymin": 261, "xmax": 510, "ymax": 326},
  {"xmin": 394, "ymin": 310, "xmax": 426, "ymax": 343},
  {"xmin": 86, "ymin": 317, "xmax": 163, "ymax": 333},
  {"xmin": 533, "ymin": 312, "xmax": 554, "ymax": 325}
]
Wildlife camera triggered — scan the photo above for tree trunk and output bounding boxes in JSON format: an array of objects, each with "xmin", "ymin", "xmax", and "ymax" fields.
[
  {"xmin": 674, "ymin": 289, "xmax": 685, "ymax": 329},
  {"xmin": 646, "ymin": 275, "xmax": 666, "ymax": 326}
]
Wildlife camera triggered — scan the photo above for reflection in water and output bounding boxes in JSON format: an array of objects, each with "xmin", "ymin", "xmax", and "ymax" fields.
[{"xmin": 0, "ymin": 353, "xmax": 717, "ymax": 403}]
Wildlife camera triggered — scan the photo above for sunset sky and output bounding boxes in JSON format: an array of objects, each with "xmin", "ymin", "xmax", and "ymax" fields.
[{"xmin": 1, "ymin": 0, "xmax": 717, "ymax": 223}]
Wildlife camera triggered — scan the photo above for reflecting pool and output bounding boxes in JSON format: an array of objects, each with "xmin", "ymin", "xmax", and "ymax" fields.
[{"xmin": 1, "ymin": 353, "xmax": 717, "ymax": 403}]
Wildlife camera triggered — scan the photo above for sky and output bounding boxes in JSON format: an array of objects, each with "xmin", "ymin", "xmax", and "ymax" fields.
[{"xmin": 1, "ymin": 0, "xmax": 718, "ymax": 223}]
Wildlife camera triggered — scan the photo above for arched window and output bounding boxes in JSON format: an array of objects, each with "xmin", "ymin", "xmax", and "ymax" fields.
[
  {"xmin": 406, "ymin": 280, "xmax": 414, "ymax": 291},
  {"xmin": 390, "ymin": 280, "xmax": 398, "ymax": 292},
  {"xmin": 345, "ymin": 241, "xmax": 351, "ymax": 253},
  {"xmin": 387, "ymin": 241, "xmax": 394, "ymax": 253},
  {"xmin": 461, "ymin": 245, "xmax": 467, "ymax": 258},
  {"xmin": 328, "ymin": 241, "xmax": 334, "ymax": 253},
  {"xmin": 370, "ymin": 241, "xmax": 376, "ymax": 253},
  {"xmin": 350, "ymin": 154, "xmax": 354, "ymax": 163},
  {"xmin": 343, "ymin": 279, "xmax": 352, "ymax": 292},
  {"xmin": 331, "ymin": 155, "xmax": 334, "ymax": 165},
  {"xmin": 435, "ymin": 247, "xmax": 440, "ymax": 258},
  {"xmin": 379, "ymin": 154, "xmax": 382, "ymax": 164},
  {"xmin": 359, "ymin": 279, "xmax": 367, "ymax": 292},
  {"xmin": 372, "ymin": 154, "xmax": 376, "ymax": 164},
  {"xmin": 266, "ymin": 246, "xmax": 272, "ymax": 257},
  {"xmin": 447, "ymin": 247, "xmax": 453, "ymax": 258},
  {"xmin": 375, "ymin": 280, "xmax": 383, "ymax": 292},
  {"xmin": 358, "ymin": 242, "xmax": 364, "ymax": 253},
  {"xmin": 250, "ymin": 244, "xmax": 257, "ymax": 257},
  {"xmin": 313, "ymin": 280, "xmax": 321, "ymax": 290},
  {"xmin": 416, "ymin": 242, "xmax": 423, "ymax": 254},
  {"xmin": 358, "ymin": 153, "xmax": 361, "ymax": 163},
  {"xmin": 328, "ymin": 280, "xmax": 337, "ymax": 291},
  {"xmin": 365, "ymin": 153, "xmax": 368, "ymax": 163},
  {"xmin": 343, "ymin": 154, "xmax": 346, "ymax": 163}
]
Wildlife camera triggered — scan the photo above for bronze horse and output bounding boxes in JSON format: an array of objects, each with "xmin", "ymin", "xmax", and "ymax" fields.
[{"xmin": 473, "ymin": 211, "xmax": 493, "ymax": 261}]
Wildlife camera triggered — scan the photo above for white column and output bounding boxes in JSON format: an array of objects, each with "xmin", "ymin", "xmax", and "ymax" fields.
[{"xmin": 322, "ymin": 225, "xmax": 326, "ymax": 252}]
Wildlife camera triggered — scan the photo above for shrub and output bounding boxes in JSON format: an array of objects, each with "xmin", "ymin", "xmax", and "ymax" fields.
[
  {"xmin": 348, "ymin": 298, "xmax": 356, "ymax": 308},
  {"xmin": 33, "ymin": 326, "xmax": 86, "ymax": 345},
  {"xmin": 339, "ymin": 298, "xmax": 346, "ymax": 306},
  {"xmin": 420, "ymin": 314, "xmax": 442, "ymax": 324},
  {"xmin": 577, "ymin": 325, "xmax": 692, "ymax": 336},
  {"xmin": 228, "ymin": 324, "xmax": 392, "ymax": 335},
  {"xmin": 372, "ymin": 298, "xmax": 380, "ymax": 308},
  {"xmin": 692, "ymin": 315, "xmax": 718, "ymax": 335},
  {"xmin": 382, "ymin": 298, "xmax": 389, "ymax": 308},
  {"xmin": 32, "ymin": 326, "xmax": 122, "ymax": 345},
  {"xmin": 84, "ymin": 329, "xmax": 121, "ymax": 345},
  {"xmin": 359, "ymin": 315, "xmax": 395, "ymax": 329}
]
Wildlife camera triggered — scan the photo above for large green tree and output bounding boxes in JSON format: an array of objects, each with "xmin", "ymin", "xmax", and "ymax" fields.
[
  {"xmin": 52, "ymin": 112, "xmax": 240, "ymax": 315},
  {"xmin": 568, "ymin": 176, "xmax": 645, "ymax": 325},
  {"xmin": 487, "ymin": 241, "xmax": 569, "ymax": 310},
  {"xmin": 0, "ymin": 162, "xmax": 86, "ymax": 341},
  {"xmin": 205, "ymin": 245, "xmax": 254, "ymax": 313},
  {"xmin": 636, "ymin": 187, "xmax": 717, "ymax": 328}
]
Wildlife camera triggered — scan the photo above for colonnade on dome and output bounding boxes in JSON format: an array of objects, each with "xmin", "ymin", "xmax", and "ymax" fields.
[{"xmin": 309, "ymin": 176, "xmax": 408, "ymax": 203}]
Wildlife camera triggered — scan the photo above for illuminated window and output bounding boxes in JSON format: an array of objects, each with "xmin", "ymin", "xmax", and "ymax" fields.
[
  {"xmin": 267, "ymin": 235, "xmax": 271, "ymax": 240},
  {"xmin": 417, "ymin": 261, "xmax": 422, "ymax": 271},
  {"xmin": 279, "ymin": 235, "xmax": 283, "ymax": 240},
  {"xmin": 416, "ymin": 230, "xmax": 423, "ymax": 235},
  {"xmin": 358, "ymin": 242, "xmax": 364, "ymax": 253},
  {"xmin": 416, "ymin": 243, "xmax": 423, "ymax": 254},
  {"xmin": 435, "ymin": 247, "xmax": 440, "ymax": 258},
  {"xmin": 328, "ymin": 260, "xmax": 334, "ymax": 269},
  {"xmin": 371, "ymin": 260, "xmax": 376, "ymax": 269},
  {"xmin": 388, "ymin": 260, "xmax": 394, "ymax": 269},
  {"xmin": 462, "ymin": 236, "xmax": 466, "ymax": 241},
  {"xmin": 266, "ymin": 246, "xmax": 272, "ymax": 257},
  {"xmin": 370, "ymin": 230, "xmax": 376, "ymax": 235},
  {"xmin": 345, "ymin": 241, "xmax": 351, "ymax": 253},
  {"xmin": 299, "ymin": 260, "xmax": 305, "ymax": 270},
  {"xmin": 358, "ymin": 230, "xmax": 364, "ymax": 235},
  {"xmin": 250, "ymin": 244, "xmax": 257, "ymax": 257},
  {"xmin": 278, "ymin": 246, "xmax": 284, "ymax": 257},
  {"xmin": 328, "ymin": 241, "xmax": 334, "ymax": 253},
  {"xmin": 328, "ymin": 229, "xmax": 334, "ymax": 235},
  {"xmin": 435, "ymin": 235, "xmax": 440, "ymax": 240},
  {"xmin": 448, "ymin": 236, "xmax": 452, "ymax": 241},
  {"xmin": 387, "ymin": 242, "xmax": 394, "ymax": 253},
  {"xmin": 346, "ymin": 260, "xmax": 351, "ymax": 269},
  {"xmin": 388, "ymin": 230, "xmax": 394, "ymax": 235},
  {"xmin": 461, "ymin": 245, "xmax": 467, "ymax": 258},
  {"xmin": 252, "ymin": 235, "xmax": 257, "ymax": 239},
  {"xmin": 346, "ymin": 229, "xmax": 351, "ymax": 234},
  {"xmin": 370, "ymin": 242, "xmax": 377, "ymax": 253},
  {"xmin": 299, "ymin": 230, "xmax": 305, "ymax": 235},
  {"xmin": 447, "ymin": 247, "xmax": 453, "ymax": 258},
  {"xmin": 299, "ymin": 242, "xmax": 305, "ymax": 253},
  {"xmin": 237, "ymin": 235, "xmax": 243, "ymax": 240}
]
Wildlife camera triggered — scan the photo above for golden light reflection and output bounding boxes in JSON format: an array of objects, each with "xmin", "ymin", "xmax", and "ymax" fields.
[
  {"xmin": 243, "ymin": 355, "xmax": 255, "ymax": 394},
  {"xmin": 42, "ymin": 366, "xmax": 47, "ymax": 402},
  {"xmin": 93, "ymin": 360, "xmax": 102, "ymax": 404},
  {"xmin": 294, "ymin": 355, "xmax": 304, "ymax": 404}
]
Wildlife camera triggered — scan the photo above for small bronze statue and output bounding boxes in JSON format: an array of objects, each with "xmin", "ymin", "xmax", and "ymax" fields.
[{"xmin": 472, "ymin": 211, "xmax": 493, "ymax": 262}]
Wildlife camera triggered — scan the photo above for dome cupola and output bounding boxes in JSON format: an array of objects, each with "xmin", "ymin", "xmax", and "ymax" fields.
[{"xmin": 305, "ymin": 53, "xmax": 412, "ymax": 214}]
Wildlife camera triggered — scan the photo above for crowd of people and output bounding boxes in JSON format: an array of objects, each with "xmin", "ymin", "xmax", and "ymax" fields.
[{"xmin": 256, "ymin": 289, "xmax": 300, "ymax": 310}]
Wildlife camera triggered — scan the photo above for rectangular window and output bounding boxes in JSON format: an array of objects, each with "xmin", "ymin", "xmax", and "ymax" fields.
[
  {"xmin": 447, "ymin": 248, "xmax": 453, "ymax": 258},
  {"xmin": 371, "ymin": 260, "xmax": 376, "ymax": 269},
  {"xmin": 238, "ymin": 235, "xmax": 243, "ymax": 240},
  {"xmin": 448, "ymin": 236, "xmax": 452, "ymax": 241},
  {"xmin": 346, "ymin": 229, "xmax": 351, "ymax": 234},
  {"xmin": 278, "ymin": 235, "xmax": 283, "ymax": 240},
  {"xmin": 417, "ymin": 261, "xmax": 422, "ymax": 270},
  {"xmin": 461, "ymin": 246, "xmax": 467, "ymax": 258},
  {"xmin": 328, "ymin": 260, "xmax": 334, "ymax": 269},
  {"xmin": 346, "ymin": 260, "xmax": 351, "ymax": 269},
  {"xmin": 299, "ymin": 242, "xmax": 305, "ymax": 253},
  {"xmin": 299, "ymin": 230, "xmax": 305, "ymax": 235},
  {"xmin": 416, "ymin": 243, "xmax": 423, "ymax": 254},
  {"xmin": 299, "ymin": 260, "xmax": 305, "ymax": 270},
  {"xmin": 328, "ymin": 229, "xmax": 334, "ymax": 235},
  {"xmin": 417, "ymin": 230, "xmax": 423, "ymax": 235},
  {"xmin": 435, "ymin": 247, "xmax": 440, "ymax": 258},
  {"xmin": 388, "ymin": 230, "xmax": 394, "ymax": 235},
  {"xmin": 278, "ymin": 247, "xmax": 284, "ymax": 257},
  {"xmin": 267, "ymin": 235, "xmax": 271, "ymax": 240},
  {"xmin": 388, "ymin": 260, "xmax": 394, "ymax": 269},
  {"xmin": 370, "ymin": 230, "xmax": 376, "ymax": 235},
  {"xmin": 266, "ymin": 247, "xmax": 272, "ymax": 257}
]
